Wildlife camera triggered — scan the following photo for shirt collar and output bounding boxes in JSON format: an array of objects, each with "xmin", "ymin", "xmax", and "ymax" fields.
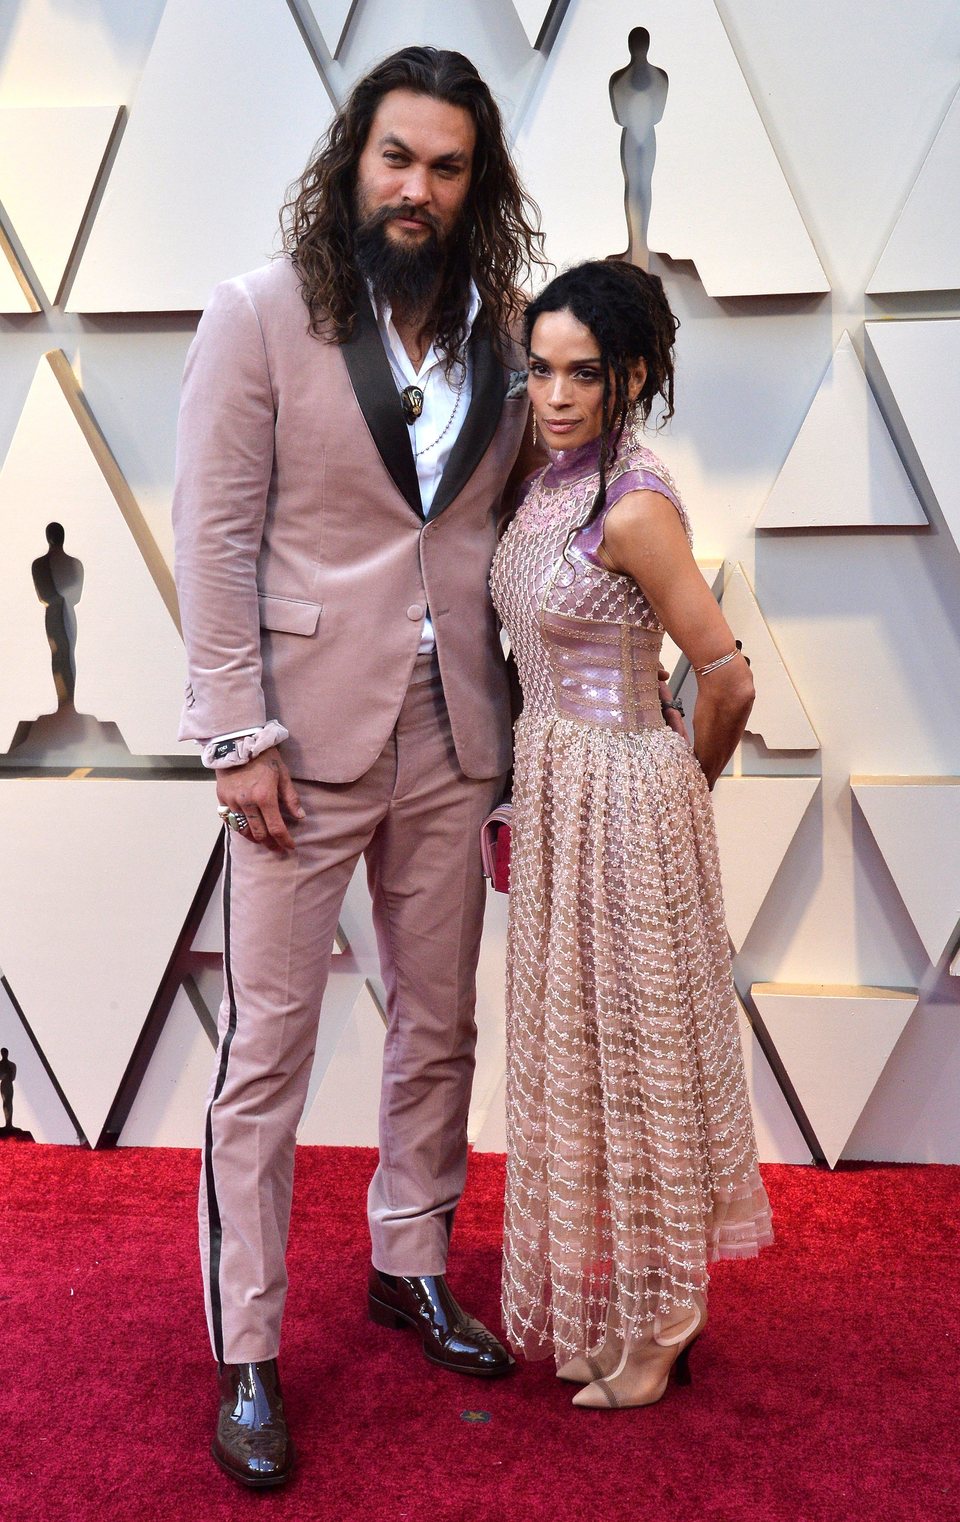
[{"xmin": 372, "ymin": 279, "xmax": 482, "ymax": 376}]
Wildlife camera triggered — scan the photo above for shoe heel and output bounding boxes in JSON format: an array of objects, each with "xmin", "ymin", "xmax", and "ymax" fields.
[
  {"xmin": 368, "ymin": 1294, "xmax": 406, "ymax": 1331},
  {"xmin": 673, "ymin": 1342, "xmax": 694, "ymax": 1387}
]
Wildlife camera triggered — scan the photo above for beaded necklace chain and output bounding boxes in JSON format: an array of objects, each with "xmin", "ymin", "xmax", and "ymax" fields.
[{"xmin": 405, "ymin": 373, "xmax": 466, "ymax": 459}]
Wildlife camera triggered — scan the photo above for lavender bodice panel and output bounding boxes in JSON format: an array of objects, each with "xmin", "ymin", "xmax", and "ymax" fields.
[
  {"xmin": 571, "ymin": 467, "xmax": 683, "ymax": 569},
  {"xmin": 491, "ymin": 437, "xmax": 691, "ymax": 732},
  {"xmin": 542, "ymin": 611, "xmax": 664, "ymax": 729}
]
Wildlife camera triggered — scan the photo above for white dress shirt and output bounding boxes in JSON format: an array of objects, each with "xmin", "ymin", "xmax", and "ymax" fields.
[{"xmin": 376, "ymin": 281, "xmax": 482, "ymax": 653}]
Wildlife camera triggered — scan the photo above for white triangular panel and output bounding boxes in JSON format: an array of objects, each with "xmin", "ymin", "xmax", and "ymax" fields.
[
  {"xmin": 119, "ymin": 984, "xmax": 214, "ymax": 1147},
  {"xmin": 852, "ymin": 777, "xmax": 960, "ymax": 964},
  {"xmin": 513, "ymin": 0, "xmax": 827, "ymax": 293},
  {"xmin": 712, "ymin": 777, "xmax": 820, "ymax": 951},
  {"xmin": 471, "ymin": 1070, "xmax": 507, "ymax": 1153},
  {"xmin": 0, "ymin": 351, "xmax": 188, "ymax": 757},
  {"xmin": 0, "ymin": 780, "xmax": 220, "ymax": 1145},
  {"xmin": 468, "ymin": 888, "xmax": 508, "ymax": 1150},
  {"xmin": 0, "ymin": 979, "xmax": 78, "ymax": 1144},
  {"xmin": 190, "ymin": 963, "xmax": 225, "ymax": 1035},
  {"xmin": 68, "ymin": 0, "xmax": 334, "ymax": 312},
  {"xmin": 509, "ymin": 0, "xmax": 555, "ymax": 47},
  {"xmin": 757, "ymin": 332, "xmax": 926, "ymax": 529},
  {"xmin": 951, "ymin": 947, "xmax": 960, "ymax": 978},
  {"xmin": 868, "ymin": 85, "xmax": 960, "ymax": 294},
  {"xmin": 0, "ymin": 229, "xmax": 37, "ymax": 312},
  {"xmin": 751, "ymin": 983, "xmax": 918, "ymax": 1168},
  {"xmin": 720, "ymin": 566, "xmax": 819, "ymax": 750},
  {"xmin": 660, "ymin": 558, "xmax": 723, "ymax": 683},
  {"xmin": 0, "ymin": 358, "xmax": 59, "ymax": 736},
  {"xmin": 190, "ymin": 866, "xmax": 224, "ymax": 955},
  {"xmin": 299, "ymin": 981, "xmax": 386, "ymax": 1145},
  {"xmin": 297, "ymin": 0, "xmax": 354, "ymax": 55},
  {"xmin": 736, "ymin": 996, "xmax": 811, "ymax": 1165},
  {"xmin": 0, "ymin": 106, "xmax": 122, "ymax": 305},
  {"xmin": 867, "ymin": 319, "xmax": 960, "ymax": 558}
]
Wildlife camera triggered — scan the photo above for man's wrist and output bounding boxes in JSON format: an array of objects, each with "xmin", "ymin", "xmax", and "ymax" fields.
[{"xmin": 200, "ymin": 720, "xmax": 289, "ymax": 769}]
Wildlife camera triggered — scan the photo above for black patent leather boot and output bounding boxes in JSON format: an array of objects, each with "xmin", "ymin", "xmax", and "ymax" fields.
[
  {"xmin": 368, "ymin": 1266, "xmax": 515, "ymax": 1377},
  {"xmin": 211, "ymin": 1358, "xmax": 294, "ymax": 1487}
]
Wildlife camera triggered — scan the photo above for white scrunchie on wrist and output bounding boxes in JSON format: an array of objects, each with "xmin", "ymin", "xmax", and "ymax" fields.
[{"xmin": 201, "ymin": 720, "xmax": 290, "ymax": 769}]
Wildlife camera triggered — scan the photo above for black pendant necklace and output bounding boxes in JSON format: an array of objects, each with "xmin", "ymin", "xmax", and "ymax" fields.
[{"xmin": 400, "ymin": 385, "xmax": 424, "ymax": 424}]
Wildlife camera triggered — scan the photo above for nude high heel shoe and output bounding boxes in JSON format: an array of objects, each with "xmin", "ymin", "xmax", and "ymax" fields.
[
  {"xmin": 571, "ymin": 1294, "xmax": 706, "ymax": 1410},
  {"xmin": 557, "ymin": 1352, "xmax": 612, "ymax": 1384},
  {"xmin": 556, "ymin": 1296, "xmax": 624, "ymax": 1384}
]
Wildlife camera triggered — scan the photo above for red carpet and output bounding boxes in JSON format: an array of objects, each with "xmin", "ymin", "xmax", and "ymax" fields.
[{"xmin": 2, "ymin": 1147, "xmax": 958, "ymax": 1522}]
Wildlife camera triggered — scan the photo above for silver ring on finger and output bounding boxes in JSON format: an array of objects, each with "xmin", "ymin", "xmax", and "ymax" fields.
[{"xmin": 217, "ymin": 805, "xmax": 250, "ymax": 833}]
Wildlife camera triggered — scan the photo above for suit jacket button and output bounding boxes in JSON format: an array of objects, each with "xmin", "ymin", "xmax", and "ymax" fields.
[{"xmin": 407, "ymin": 604, "xmax": 425, "ymax": 621}]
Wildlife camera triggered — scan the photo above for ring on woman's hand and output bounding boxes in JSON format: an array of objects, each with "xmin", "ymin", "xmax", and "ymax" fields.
[{"xmin": 217, "ymin": 805, "xmax": 250, "ymax": 832}]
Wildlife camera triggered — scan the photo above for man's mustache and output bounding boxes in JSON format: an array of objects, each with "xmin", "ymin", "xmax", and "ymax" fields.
[{"xmin": 363, "ymin": 203, "xmax": 443, "ymax": 237}]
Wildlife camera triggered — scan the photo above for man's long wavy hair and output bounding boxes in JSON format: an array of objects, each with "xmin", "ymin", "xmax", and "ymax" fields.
[{"xmin": 280, "ymin": 46, "xmax": 546, "ymax": 360}]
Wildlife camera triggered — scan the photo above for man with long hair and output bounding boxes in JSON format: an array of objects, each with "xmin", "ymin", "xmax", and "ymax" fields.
[{"xmin": 173, "ymin": 47, "xmax": 544, "ymax": 1487}]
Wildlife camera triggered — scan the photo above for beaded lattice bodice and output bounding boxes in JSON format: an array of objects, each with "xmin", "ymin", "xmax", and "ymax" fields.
[{"xmin": 490, "ymin": 436, "xmax": 691, "ymax": 731}]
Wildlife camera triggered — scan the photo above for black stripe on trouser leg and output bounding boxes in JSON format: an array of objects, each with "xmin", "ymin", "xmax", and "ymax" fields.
[{"xmin": 203, "ymin": 828, "xmax": 239, "ymax": 1365}]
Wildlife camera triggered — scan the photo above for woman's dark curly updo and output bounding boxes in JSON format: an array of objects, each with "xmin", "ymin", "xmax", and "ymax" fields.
[{"xmin": 524, "ymin": 258, "xmax": 679, "ymax": 530}]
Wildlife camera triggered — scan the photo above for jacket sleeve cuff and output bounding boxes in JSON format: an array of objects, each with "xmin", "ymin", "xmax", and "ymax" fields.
[{"xmin": 200, "ymin": 719, "xmax": 289, "ymax": 769}]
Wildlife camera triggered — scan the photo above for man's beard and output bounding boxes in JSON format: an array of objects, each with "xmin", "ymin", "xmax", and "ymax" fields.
[{"xmin": 353, "ymin": 201, "xmax": 449, "ymax": 316}]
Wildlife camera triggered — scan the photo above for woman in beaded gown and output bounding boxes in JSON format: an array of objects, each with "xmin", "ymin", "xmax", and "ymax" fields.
[{"xmin": 489, "ymin": 261, "xmax": 772, "ymax": 1410}]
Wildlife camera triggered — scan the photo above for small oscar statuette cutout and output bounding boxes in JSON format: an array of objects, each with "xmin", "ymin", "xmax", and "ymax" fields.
[{"xmin": 0, "ymin": 1046, "xmax": 35, "ymax": 1143}]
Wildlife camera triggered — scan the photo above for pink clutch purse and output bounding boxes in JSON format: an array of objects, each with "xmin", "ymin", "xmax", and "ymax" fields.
[{"xmin": 480, "ymin": 802, "xmax": 512, "ymax": 893}]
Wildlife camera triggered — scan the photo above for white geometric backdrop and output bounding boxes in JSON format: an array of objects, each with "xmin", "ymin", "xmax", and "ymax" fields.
[{"xmin": 2, "ymin": 0, "xmax": 960, "ymax": 1166}]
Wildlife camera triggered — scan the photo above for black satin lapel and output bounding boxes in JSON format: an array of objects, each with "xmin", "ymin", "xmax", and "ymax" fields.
[
  {"xmin": 430, "ymin": 333, "xmax": 506, "ymax": 519},
  {"xmin": 341, "ymin": 295, "xmax": 422, "ymax": 517}
]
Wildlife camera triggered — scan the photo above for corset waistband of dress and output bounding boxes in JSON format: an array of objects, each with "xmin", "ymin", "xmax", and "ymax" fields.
[{"xmin": 542, "ymin": 613, "xmax": 664, "ymax": 731}]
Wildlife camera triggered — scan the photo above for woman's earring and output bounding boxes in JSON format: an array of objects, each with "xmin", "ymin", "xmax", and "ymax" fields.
[{"xmin": 532, "ymin": 412, "xmax": 538, "ymax": 447}]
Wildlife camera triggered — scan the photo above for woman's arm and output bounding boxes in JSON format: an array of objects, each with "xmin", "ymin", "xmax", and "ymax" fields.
[{"xmin": 600, "ymin": 490, "xmax": 755, "ymax": 788}]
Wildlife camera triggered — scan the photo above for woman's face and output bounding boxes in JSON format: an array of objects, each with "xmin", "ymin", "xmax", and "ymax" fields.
[{"xmin": 527, "ymin": 308, "xmax": 647, "ymax": 452}]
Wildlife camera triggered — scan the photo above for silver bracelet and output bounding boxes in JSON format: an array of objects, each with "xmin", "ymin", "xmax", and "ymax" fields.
[{"xmin": 696, "ymin": 640, "xmax": 743, "ymax": 677}]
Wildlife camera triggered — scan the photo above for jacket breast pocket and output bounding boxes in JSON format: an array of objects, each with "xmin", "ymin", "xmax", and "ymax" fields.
[{"xmin": 258, "ymin": 594, "xmax": 322, "ymax": 636}]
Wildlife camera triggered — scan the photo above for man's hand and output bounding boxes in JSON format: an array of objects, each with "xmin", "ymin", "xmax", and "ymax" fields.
[{"xmin": 216, "ymin": 747, "xmax": 305, "ymax": 852}]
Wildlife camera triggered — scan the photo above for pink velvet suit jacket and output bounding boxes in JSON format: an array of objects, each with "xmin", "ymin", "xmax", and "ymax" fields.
[{"xmin": 172, "ymin": 257, "xmax": 528, "ymax": 783}]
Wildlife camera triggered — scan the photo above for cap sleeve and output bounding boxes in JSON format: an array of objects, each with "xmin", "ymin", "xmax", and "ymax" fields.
[{"xmin": 573, "ymin": 466, "xmax": 690, "ymax": 567}]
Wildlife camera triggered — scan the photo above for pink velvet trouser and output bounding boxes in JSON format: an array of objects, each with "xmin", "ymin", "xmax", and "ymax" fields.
[{"xmin": 199, "ymin": 654, "xmax": 506, "ymax": 1364}]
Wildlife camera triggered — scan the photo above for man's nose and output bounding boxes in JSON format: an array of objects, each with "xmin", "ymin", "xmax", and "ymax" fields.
[{"xmin": 400, "ymin": 166, "xmax": 430, "ymax": 204}]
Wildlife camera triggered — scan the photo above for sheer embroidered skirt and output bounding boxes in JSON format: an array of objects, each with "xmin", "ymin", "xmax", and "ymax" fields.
[{"xmin": 501, "ymin": 713, "xmax": 773, "ymax": 1367}]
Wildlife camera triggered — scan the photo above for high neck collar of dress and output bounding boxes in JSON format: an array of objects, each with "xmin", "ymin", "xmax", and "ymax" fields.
[
  {"xmin": 543, "ymin": 435, "xmax": 605, "ymax": 488},
  {"xmin": 541, "ymin": 435, "xmax": 623, "ymax": 487}
]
